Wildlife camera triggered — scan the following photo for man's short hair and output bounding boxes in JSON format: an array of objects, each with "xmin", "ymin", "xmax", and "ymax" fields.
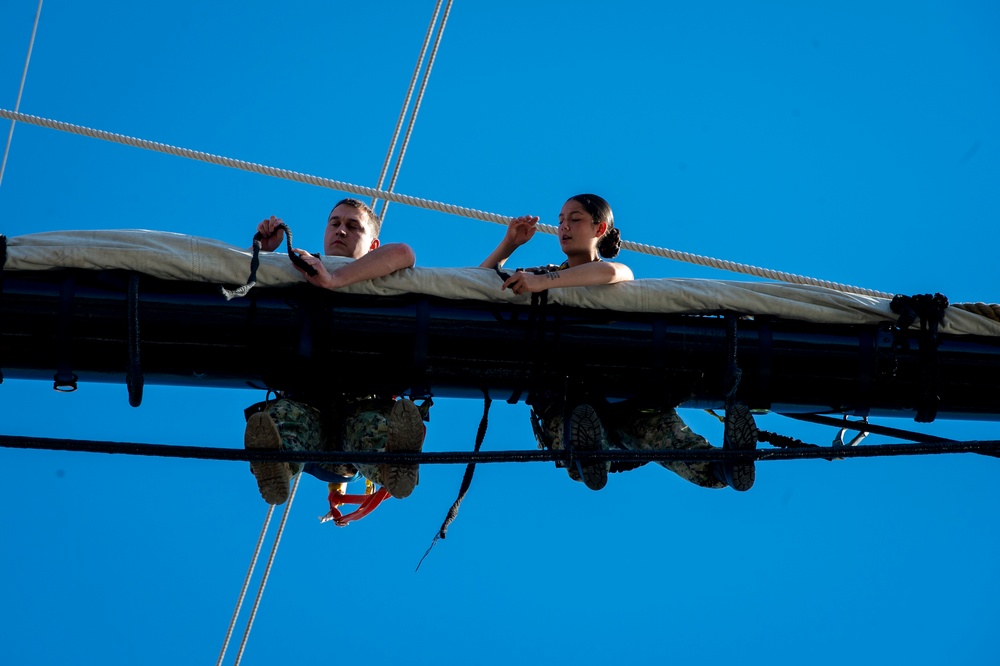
[{"xmin": 332, "ymin": 198, "xmax": 382, "ymax": 238}]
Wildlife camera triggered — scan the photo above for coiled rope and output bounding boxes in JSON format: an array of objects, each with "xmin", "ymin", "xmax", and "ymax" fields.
[{"xmin": 0, "ymin": 107, "xmax": 893, "ymax": 299}]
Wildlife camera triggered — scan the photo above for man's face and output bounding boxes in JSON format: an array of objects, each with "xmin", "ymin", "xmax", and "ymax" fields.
[{"xmin": 323, "ymin": 203, "xmax": 380, "ymax": 258}]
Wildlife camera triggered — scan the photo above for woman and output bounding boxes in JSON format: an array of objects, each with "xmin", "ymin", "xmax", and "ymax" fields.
[
  {"xmin": 481, "ymin": 194, "xmax": 756, "ymax": 492},
  {"xmin": 480, "ymin": 194, "xmax": 629, "ymax": 491}
]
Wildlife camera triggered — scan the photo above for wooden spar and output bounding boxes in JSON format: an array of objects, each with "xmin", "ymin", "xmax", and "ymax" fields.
[{"xmin": 1, "ymin": 268, "xmax": 999, "ymax": 421}]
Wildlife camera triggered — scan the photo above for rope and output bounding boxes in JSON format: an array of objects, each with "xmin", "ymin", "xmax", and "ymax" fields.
[
  {"xmin": 232, "ymin": 473, "xmax": 301, "ymax": 666},
  {"xmin": 0, "ymin": 107, "xmax": 894, "ymax": 299},
  {"xmin": 378, "ymin": 0, "xmax": 453, "ymax": 221},
  {"xmin": 220, "ymin": 222, "xmax": 316, "ymax": 300},
  {"xmin": 953, "ymin": 301, "xmax": 1000, "ymax": 322},
  {"xmin": 0, "ymin": 0, "xmax": 44, "ymax": 190},
  {"xmin": 0, "ymin": 108, "xmax": 507, "ymax": 223},
  {"xmin": 371, "ymin": 0, "xmax": 443, "ymax": 213},
  {"xmin": 3, "ymin": 432, "xmax": 997, "ymax": 462},
  {"xmin": 416, "ymin": 392, "xmax": 491, "ymax": 571},
  {"xmin": 216, "ymin": 505, "xmax": 275, "ymax": 666}
]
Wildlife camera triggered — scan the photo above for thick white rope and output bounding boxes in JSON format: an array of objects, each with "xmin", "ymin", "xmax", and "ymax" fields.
[
  {"xmin": 0, "ymin": 107, "xmax": 893, "ymax": 299},
  {"xmin": 371, "ymin": 0, "xmax": 443, "ymax": 212},
  {"xmin": 216, "ymin": 504, "xmax": 275, "ymax": 666},
  {"xmin": 0, "ymin": 0, "xmax": 44, "ymax": 190},
  {"xmin": 379, "ymin": 0, "xmax": 454, "ymax": 221},
  {"xmin": 0, "ymin": 108, "xmax": 509, "ymax": 223},
  {"xmin": 232, "ymin": 474, "xmax": 301, "ymax": 666}
]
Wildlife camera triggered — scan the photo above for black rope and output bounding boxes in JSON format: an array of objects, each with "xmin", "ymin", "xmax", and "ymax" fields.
[
  {"xmin": 220, "ymin": 222, "xmax": 317, "ymax": 300},
  {"xmin": 3, "ymin": 433, "xmax": 997, "ymax": 462},
  {"xmin": 416, "ymin": 393, "xmax": 492, "ymax": 571}
]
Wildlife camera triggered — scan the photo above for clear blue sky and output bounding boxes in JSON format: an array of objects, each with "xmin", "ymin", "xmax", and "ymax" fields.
[{"xmin": 1, "ymin": 2, "xmax": 998, "ymax": 665}]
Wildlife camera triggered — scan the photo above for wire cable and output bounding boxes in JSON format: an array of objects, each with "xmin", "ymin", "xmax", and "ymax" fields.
[
  {"xmin": 216, "ymin": 505, "xmax": 275, "ymax": 666},
  {"xmin": 0, "ymin": 0, "xmax": 44, "ymax": 191},
  {"xmin": 378, "ymin": 0, "xmax": 453, "ymax": 221},
  {"xmin": 232, "ymin": 474, "xmax": 301, "ymax": 666},
  {"xmin": 371, "ymin": 0, "xmax": 443, "ymax": 213}
]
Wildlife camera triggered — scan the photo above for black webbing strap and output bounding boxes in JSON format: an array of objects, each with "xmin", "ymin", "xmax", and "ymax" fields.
[
  {"xmin": 890, "ymin": 293, "xmax": 949, "ymax": 423},
  {"xmin": 0, "ymin": 235, "xmax": 5, "ymax": 383},
  {"xmin": 415, "ymin": 393, "xmax": 492, "ymax": 571},
  {"xmin": 723, "ymin": 313, "xmax": 742, "ymax": 406},
  {"xmin": 411, "ymin": 298, "xmax": 431, "ymax": 399},
  {"xmin": 221, "ymin": 222, "xmax": 317, "ymax": 300},
  {"xmin": 53, "ymin": 273, "xmax": 77, "ymax": 392},
  {"xmin": 126, "ymin": 273, "xmax": 144, "ymax": 407}
]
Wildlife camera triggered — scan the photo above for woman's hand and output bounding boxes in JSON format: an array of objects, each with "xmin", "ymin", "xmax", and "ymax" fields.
[
  {"xmin": 502, "ymin": 270, "xmax": 550, "ymax": 295},
  {"xmin": 504, "ymin": 215, "xmax": 539, "ymax": 249}
]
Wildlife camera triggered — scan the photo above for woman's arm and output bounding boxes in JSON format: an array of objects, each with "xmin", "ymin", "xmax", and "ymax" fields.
[
  {"xmin": 479, "ymin": 215, "xmax": 539, "ymax": 268},
  {"xmin": 502, "ymin": 261, "xmax": 633, "ymax": 295}
]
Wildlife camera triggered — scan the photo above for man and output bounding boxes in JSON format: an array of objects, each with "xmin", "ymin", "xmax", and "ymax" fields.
[{"xmin": 244, "ymin": 198, "xmax": 426, "ymax": 516}]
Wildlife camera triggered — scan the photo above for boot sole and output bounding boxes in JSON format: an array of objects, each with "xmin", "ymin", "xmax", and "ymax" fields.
[
  {"xmin": 382, "ymin": 399, "xmax": 425, "ymax": 499},
  {"xmin": 245, "ymin": 412, "xmax": 292, "ymax": 505}
]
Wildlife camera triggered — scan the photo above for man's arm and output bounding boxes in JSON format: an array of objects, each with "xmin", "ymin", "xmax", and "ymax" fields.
[{"xmin": 291, "ymin": 243, "xmax": 416, "ymax": 290}]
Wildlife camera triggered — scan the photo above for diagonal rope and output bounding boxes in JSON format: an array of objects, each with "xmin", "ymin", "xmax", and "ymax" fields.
[
  {"xmin": 0, "ymin": 106, "xmax": 893, "ymax": 299},
  {"xmin": 378, "ymin": 0, "xmax": 453, "ymax": 221},
  {"xmin": 0, "ymin": 0, "xmax": 44, "ymax": 191},
  {"xmin": 216, "ymin": 504, "xmax": 275, "ymax": 666},
  {"xmin": 371, "ymin": 0, "xmax": 443, "ymax": 213},
  {"xmin": 232, "ymin": 473, "xmax": 301, "ymax": 666}
]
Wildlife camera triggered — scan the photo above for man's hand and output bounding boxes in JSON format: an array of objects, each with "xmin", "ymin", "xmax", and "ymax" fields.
[
  {"xmin": 256, "ymin": 215, "xmax": 285, "ymax": 252},
  {"xmin": 291, "ymin": 248, "xmax": 336, "ymax": 289}
]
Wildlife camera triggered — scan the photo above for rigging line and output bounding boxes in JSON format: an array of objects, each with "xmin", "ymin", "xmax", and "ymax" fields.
[
  {"xmin": 0, "ymin": 0, "xmax": 44, "ymax": 191},
  {"xmin": 371, "ymin": 0, "xmax": 443, "ymax": 211},
  {"xmin": 782, "ymin": 413, "xmax": 959, "ymax": 444},
  {"xmin": 216, "ymin": 505, "xmax": 275, "ymax": 666},
  {"xmin": 233, "ymin": 473, "xmax": 301, "ymax": 666},
  {"xmin": 3, "ymin": 433, "xmax": 998, "ymax": 462},
  {"xmin": 0, "ymin": 106, "xmax": 892, "ymax": 299},
  {"xmin": 379, "ymin": 0, "xmax": 454, "ymax": 221}
]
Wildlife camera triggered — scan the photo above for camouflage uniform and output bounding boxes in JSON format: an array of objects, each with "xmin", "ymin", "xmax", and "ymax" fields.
[
  {"xmin": 532, "ymin": 401, "xmax": 725, "ymax": 489},
  {"xmin": 608, "ymin": 407, "xmax": 725, "ymax": 489},
  {"xmin": 263, "ymin": 396, "xmax": 397, "ymax": 488}
]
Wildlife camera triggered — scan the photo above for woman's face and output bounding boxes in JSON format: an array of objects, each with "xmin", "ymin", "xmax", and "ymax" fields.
[{"xmin": 558, "ymin": 198, "xmax": 605, "ymax": 257}]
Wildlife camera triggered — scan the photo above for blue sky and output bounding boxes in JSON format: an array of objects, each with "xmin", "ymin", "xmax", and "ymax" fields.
[{"xmin": 1, "ymin": 2, "xmax": 998, "ymax": 665}]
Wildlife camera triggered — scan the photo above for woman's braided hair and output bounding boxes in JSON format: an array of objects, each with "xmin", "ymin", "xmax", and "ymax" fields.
[{"xmin": 569, "ymin": 193, "xmax": 620, "ymax": 259}]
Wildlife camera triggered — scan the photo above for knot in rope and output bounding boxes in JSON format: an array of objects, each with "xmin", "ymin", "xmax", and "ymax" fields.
[{"xmin": 221, "ymin": 222, "xmax": 316, "ymax": 300}]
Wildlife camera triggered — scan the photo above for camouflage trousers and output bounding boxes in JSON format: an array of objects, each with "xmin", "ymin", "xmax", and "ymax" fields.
[
  {"xmin": 534, "ymin": 403, "xmax": 725, "ymax": 489},
  {"xmin": 263, "ymin": 397, "xmax": 394, "ymax": 488}
]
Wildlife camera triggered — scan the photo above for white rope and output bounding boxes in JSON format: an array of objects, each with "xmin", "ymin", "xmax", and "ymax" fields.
[
  {"xmin": 216, "ymin": 504, "xmax": 275, "ymax": 666},
  {"xmin": 0, "ymin": 0, "xmax": 44, "ymax": 190},
  {"xmin": 379, "ymin": 0, "xmax": 454, "ymax": 221},
  {"xmin": 232, "ymin": 474, "xmax": 301, "ymax": 666},
  {"xmin": 0, "ymin": 108, "xmax": 509, "ymax": 223},
  {"xmin": 371, "ymin": 0, "xmax": 444, "ymax": 212},
  {"xmin": 0, "ymin": 107, "xmax": 893, "ymax": 299}
]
